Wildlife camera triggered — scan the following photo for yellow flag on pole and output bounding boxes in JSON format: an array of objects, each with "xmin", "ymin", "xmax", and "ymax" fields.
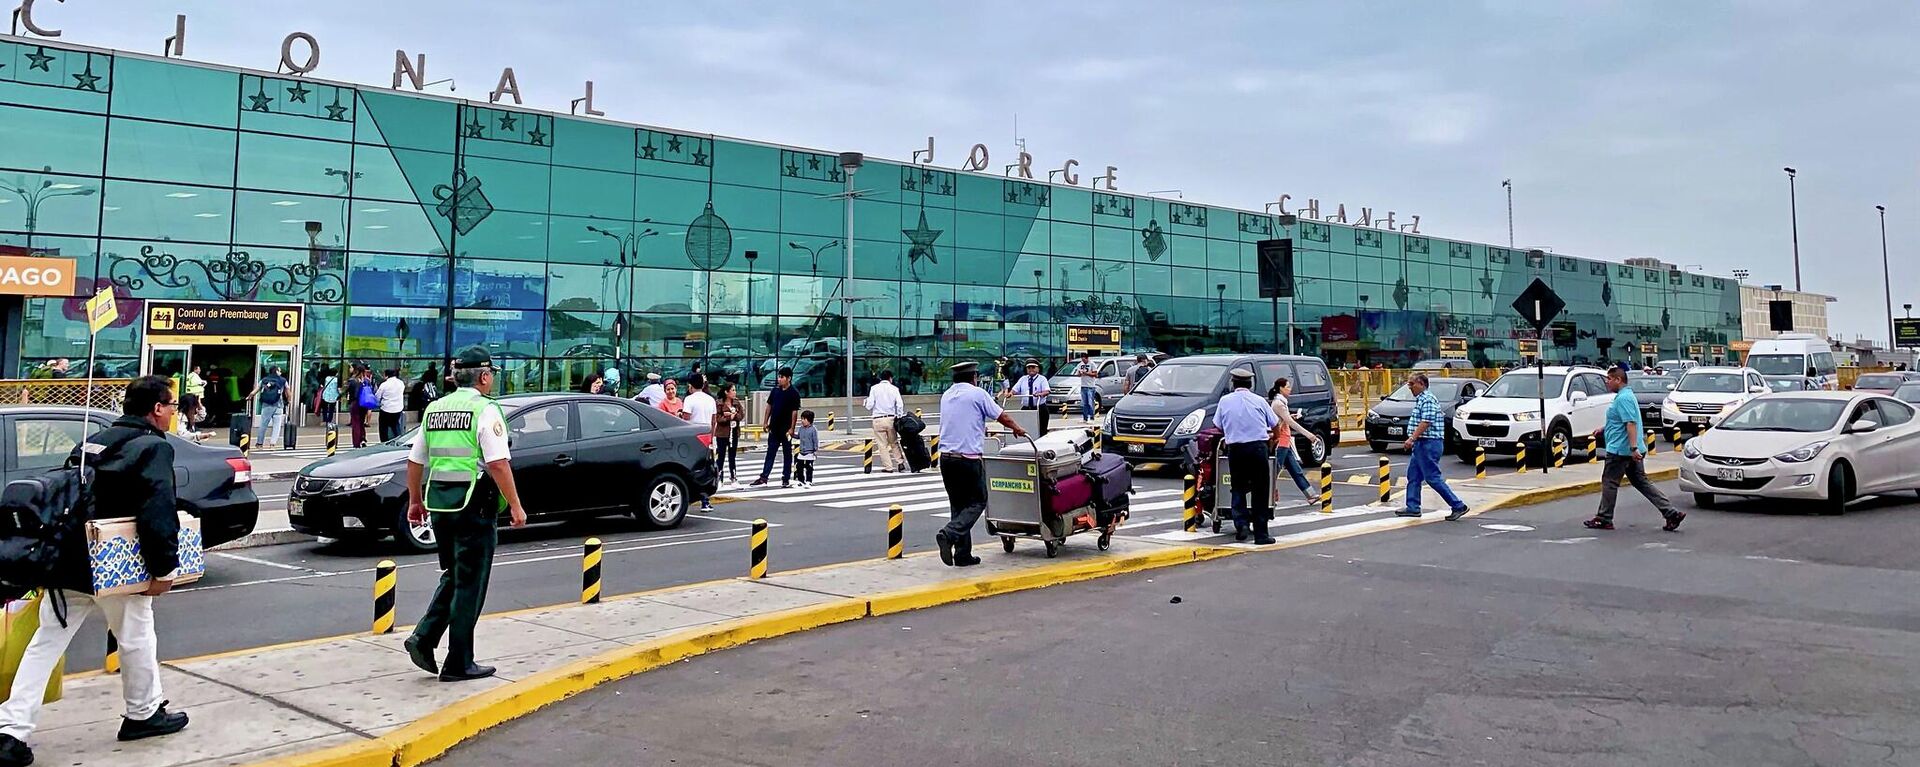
[{"xmin": 85, "ymin": 287, "xmax": 116, "ymax": 335}]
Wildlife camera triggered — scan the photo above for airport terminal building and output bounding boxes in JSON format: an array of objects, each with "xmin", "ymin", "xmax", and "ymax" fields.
[{"xmin": 0, "ymin": 34, "xmax": 1742, "ymax": 406}]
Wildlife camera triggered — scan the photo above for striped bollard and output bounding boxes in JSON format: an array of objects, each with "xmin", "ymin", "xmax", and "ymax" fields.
[
  {"xmin": 1515, "ymin": 441, "xmax": 1528, "ymax": 474},
  {"xmin": 1474, "ymin": 445, "xmax": 1487, "ymax": 480},
  {"xmin": 326, "ymin": 425, "xmax": 338, "ymax": 457},
  {"xmin": 104, "ymin": 631, "xmax": 120, "ymax": 674},
  {"xmin": 581, "ymin": 538, "xmax": 603, "ymax": 604},
  {"xmin": 372, "ymin": 560, "xmax": 397, "ymax": 634},
  {"xmin": 1670, "ymin": 428, "xmax": 1681, "ymax": 447},
  {"xmin": 1181, "ymin": 474, "xmax": 1200, "ymax": 532},
  {"xmin": 826, "ymin": 412, "xmax": 837, "ymax": 431},
  {"xmin": 748, "ymin": 519, "xmax": 769, "ymax": 579},
  {"xmin": 886, "ymin": 504, "xmax": 904, "ymax": 559},
  {"xmin": 1646, "ymin": 430, "xmax": 1658, "ymax": 456},
  {"xmin": 238, "ymin": 430, "xmax": 251, "ymax": 459},
  {"xmin": 1376, "ymin": 456, "xmax": 1392, "ymax": 505},
  {"xmin": 1588, "ymin": 435, "xmax": 1601, "ymax": 464},
  {"xmin": 1553, "ymin": 439, "xmax": 1566, "ymax": 469},
  {"xmin": 930, "ymin": 435, "xmax": 941, "ymax": 468},
  {"xmin": 1318, "ymin": 462, "xmax": 1334, "ymax": 514},
  {"xmin": 862, "ymin": 438, "xmax": 875, "ymax": 474}
]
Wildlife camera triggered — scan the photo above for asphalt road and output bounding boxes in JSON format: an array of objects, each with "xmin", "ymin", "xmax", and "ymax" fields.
[
  {"xmin": 438, "ymin": 480, "xmax": 1920, "ymax": 767},
  {"xmin": 59, "ymin": 443, "xmax": 1487, "ymax": 670}
]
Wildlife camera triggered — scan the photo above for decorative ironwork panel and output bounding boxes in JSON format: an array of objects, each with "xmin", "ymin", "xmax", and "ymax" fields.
[
  {"xmin": 780, "ymin": 149, "xmax": 843, "ymax": 182},
  {"xmin": 635, "ymin": 129, "xmax": 710, "ymax": 166},
  {"xmin": 460, "ymin": 105, "xmax": 550, "ymax": 146},
  {"xmin": 1004, "ymin": 180, "xmax": 1050, "ymax": 207},
  {"xmin": 1403, "ymin": 235, "xmax": 1430, "ymax": 255},
  {"xmin": 1236, "ymin": 211, "xmax": 1270, "ymax": 236},
  {"xmin": 1169, "ymin": 202, "xmax": 1206, "ymax": 228},
  {"xmin": 1300, "ymin": 221, "xmax": 1330, "ymax": 243},
  {"xmin": 1096, "ymin": 193, "xmax": 1136, "ymax": 220},
  {"xmin": 1487, "ymin": 247, "xmax": 1512, "ymax": 264},
  {"xmin": 240, "ymin": 74, "xmax": 353, "ymax": 122},
  {"xmin": 1355, "ymin": 228, "xmax": 1382, "ymax": 250}
]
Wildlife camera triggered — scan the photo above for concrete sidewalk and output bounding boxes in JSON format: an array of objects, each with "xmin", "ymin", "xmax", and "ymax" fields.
[{"xmin": 25, "ymin": 451, "xmax": 1672, "ymax": 767}]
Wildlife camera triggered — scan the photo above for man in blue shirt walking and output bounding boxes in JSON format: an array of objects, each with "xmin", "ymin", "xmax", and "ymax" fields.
[
  {"xmin": 935, "ymin": 362, "xmax": 1027, "ymax": 567},
  {"xmin": 1214, "ymin": 368, "xmax": 1279, "ymax": 544},
  {"xmin": 1397, "ymin": 374, "xmax": 1471, "ymax": 521},
  {"xmin": 1587, "ymin": 368, "xmax": 1685, "ymax": 531}
]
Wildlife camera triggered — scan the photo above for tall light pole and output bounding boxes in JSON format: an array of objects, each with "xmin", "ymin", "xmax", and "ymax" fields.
[
  {"xmin": 1501, "ymin": 179, "xmax": 1513, "ymax": 248},
  {"xmin": 0, "ymin": 166, "xmax": 97, "ymax": 252},
  {"xmin": 837, "ymin": 152, "xmax": 863, "ymax": 434},
  {"xmin": 1878, "ymin": 205, "xmax": 1894, "ymax": 350},
  {"xmin": 1784, "ymin": 167, "xmax": 1801, "ymax": 291}
]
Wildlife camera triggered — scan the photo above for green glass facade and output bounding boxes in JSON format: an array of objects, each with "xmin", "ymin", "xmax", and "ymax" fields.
[{"xmin": 1, "ymin": 38, "xmax": 1741, "ymax": 395}]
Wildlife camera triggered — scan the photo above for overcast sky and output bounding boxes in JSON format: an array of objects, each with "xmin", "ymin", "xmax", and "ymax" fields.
[{"xmin": 37, "ymin": 0, "xmax": 1918, "ymax": 341}]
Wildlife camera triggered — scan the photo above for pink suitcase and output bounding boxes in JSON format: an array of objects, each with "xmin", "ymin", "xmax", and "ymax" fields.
[{"xmin": 1046, "ymin": 473, "xmax": 1095, "ymax": 516}]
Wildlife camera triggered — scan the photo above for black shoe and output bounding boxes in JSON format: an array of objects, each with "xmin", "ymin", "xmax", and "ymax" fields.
[
  {"xmin": 1233, "ymin": 527, "xmax": 1248, "ymax": 542},
  {"xmin": 1583, "ymin": 517, "xmax": 1614, "ymax": 530},
  {"xmin": 439, "ymin": 663, "xmax": 497, "ymax": 682},
  {"xmin": 1446, "ymin": 506, "xmax": 1470, "ymax": 521},
  {"xmin": 1253, "ymin": 537, "xmax": 1278, "ymax": 545},
  {"xmin": 935, "ymin": 532, "xmax": 955, "ymax": 566},
  {"xmin": 1395, "ymin": 509, "xmax": 1423, "ymax": 518},
  {"xmin": 955, "ymin": 555, "xmax": 982, "ymax": 567},
  {"xmin": 781, "ymin": 483, "xmax": 791, "ymax": 489},
  {"xmin": 0, "ymin": 733, "xmax": 33, "ymax": 767},
  {"xmin": 749, "ymin": 477, "xmax": 768, "ymax": 487},
  {"xmin": 117, "ymin": 703, "xmax": 188, "ymax": 742},
  {"xmin": 1663, "ymin": 511, "xmax": 1686, "ymax": 532},
  {"xmin": 404, "ymin": 635, "xmax": 437, "ymax": 674}
]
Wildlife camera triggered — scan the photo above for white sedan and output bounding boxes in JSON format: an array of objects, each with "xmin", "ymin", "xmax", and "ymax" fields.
[{"xmin": 1680, "ymin": 391, "xmax": 1920, "ymax": 514}]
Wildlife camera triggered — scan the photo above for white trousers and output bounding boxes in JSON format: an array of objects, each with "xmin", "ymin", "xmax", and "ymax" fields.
[{"xmin": 0, "ymin": 591, "xmax": 164, "ymax": 741}]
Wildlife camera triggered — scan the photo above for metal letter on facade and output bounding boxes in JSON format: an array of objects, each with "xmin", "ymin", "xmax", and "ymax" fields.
[
  {"xmin": 1332, "ymin": 203, "xmax": 1348, "ymax": 224},
  {"xmin": 1099, "ymin": 165, "xmax": 1119, "ymax": 191},
  {"xmin": 1302, "ymin": 198, "xmax": 1320, "ymax": 219},
  {"xmin": 1016, "ymin": 151, "xmax": 1034, "ymax": 179},
  {"xmin": 14, "ymin": 0, "xmax": 60, "ymax": 37},
  {"xmin": 280, "ymin": 32, "xmax": 320, "ymax": 75},
  {"xmin": 912, "ymin": 136, "xmax": 933, "ymax": 164},
  {"xmin": 1276, "ymin": 194, "xmax": 1291, "ymax": 215},
  {"xmin": 163, "ymin": 13, "xmax": 185, "ymax": 57},
  {"xmin": 1408, "ymin": 215, "xmax": 1421, "ymax": 234},
  {"xmin": 1355, "ymin": 207, "xmax": 1372, "ymax": 227},
  {"xmin": 489, "ymin": 67, "xmax": 522, "ymax": 105},
  {"xmin": 1383, "ymin": 211, "xmax": 1397, "ymax": 230},
  {"xmin": 392, "ymin": 49, "xmax": 427, "ymax": 90},
  {"xmin": 962, "ymin": 143, "xmax": 989, "ymax": 172},
  {"xmin": 1059, "ymin": 159, "xmax": 1079, "ymax": 186},
  {"xmin": 570, "ymin": 80, "xmax": 604, "ymax": 116}
]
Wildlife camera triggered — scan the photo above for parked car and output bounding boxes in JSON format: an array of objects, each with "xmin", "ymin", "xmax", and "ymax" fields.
[
  {"xmin": 1680, "ymin": 391, "xmax": 1920, "ymax": 514},
  {"xmin": 1654, "ymin": 359, "xmax": 1699, "ymax": 375},
  {"xmin": 1851, "ymin": 371, "xmax": 1920, "ymax": 394},
  {"xmin": 1410, "ymin": 359, "xmax": 1470, "ymax": 371},
  {"xmin": 1896, "ymin": 382, "xmax": 1920, "ymax": 405},
  {"xmin": 1452, "ymin": 366, "xmax": 1613, "ymax": 463},
  {"xmin": 288, "ymin": 394, "xmax": 717, "ymax": 551},
  {"xmin": 1661, "ymin": 367, "xmax": 1768, "ymax": 436},
  {"xmin": 1364, "ymin": 377, "xmax": 1481, "ymax": 453},
  {"xmin": 1047, "ymin": 356, "xmax": 1139, "ymax": 411},
  {"xmin": 1101, "ymin": 354, "xmax": 1338, "ymax": 466},
  {"xmin": 0, "ymin": 406, "xmax": 258, "ymax": 548},
  {"xmin": 1626, "ymin": 373, "xmax": 1676, "ymax": 425}
]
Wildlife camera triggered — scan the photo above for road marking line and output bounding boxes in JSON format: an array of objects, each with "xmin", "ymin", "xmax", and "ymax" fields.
[
  {"xmin": 211, "ymin": 551, "xmax": 334, "ymax": 574},
  {"xmin": 822, "ymin": 489, "xmax": 949, "ymax": 508}
]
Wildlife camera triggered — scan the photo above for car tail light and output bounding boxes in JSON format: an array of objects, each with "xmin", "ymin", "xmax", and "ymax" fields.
[{"xmin": 226, "ymin": 457, "xmax": 252, "ymax": 485}]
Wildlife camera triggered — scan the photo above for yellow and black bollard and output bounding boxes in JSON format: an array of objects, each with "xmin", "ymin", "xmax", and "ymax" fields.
[
  {"xmin": 748, "ymin": 519, "xmax": 769, "ymax": 579},
  {"xmin": 1588, "ymin": 435, "xmax": 1601, "ymax": 464},
  {"xmin": 886, "ymin": 504, "xmax": 904, "ymax": 559},
  {"xmin": 826, "ymin": 412, "xmax": 837, "ymax": 431},
  {"xmin": 862, "ymin": 438, "xmax": 875, "ymax": 474},
  {"xmin": 929, "ymin": 435, "xmax": 941, "ymax": 468},
  {"xmin": 1515, "ymin": 440, "xmax": 1528, "ymax": 474},
  {"xmin": 372, "ymin": 560, "xmax": 397, "ymax": 634},
  {"xmin": 1474, "ymin": 445, "xmax": 1487, "ymax": 480},
  {"xmin": 104, "ymin": 631, "xmax": 120, "ymax": 674},
  {"xmin": 581, "ymin": 538, "xmax": 603, "ymax": 604},
  {"xmin": 1319, "ymin": 462, "xmax": 1334, "ymax": 514},
  {"xmin": 1646, "ymin": 430, "xmax": 1658, "ymax": 456},
  {"xmin": 1377, "ymin": 456, "xmax": 1392, "ymax": 505},
  {"xmin": 1670, "ymin": 428, "xmax": 1681, "ymax": 447},
  {"xmin": 1553, "ymin": 439, "xmax": 1566, "ymax": 469},
  {"xmin": 238, "ymin": 430, "xmax": 251, "ymax": 458},
  {"xmin": 326, "ymin": 425, "xmax": 338, "ymax": 457},
  {"xmin": 1182, "ymin": 474, "xmax": 1200, "ymax": 532}
]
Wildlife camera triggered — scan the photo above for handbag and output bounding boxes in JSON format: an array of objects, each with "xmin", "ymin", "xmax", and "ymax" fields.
[
  {"xmin": 1, "ymin": 593, "xmax": 61, "ymax": 704},
  {"xmin": 895, "ymin": 413, "xmax": 926, "ymax": 435},
  {"xmin": 356, "ymin": 381, "xmax": 379, "ymax": 410},
  {"xmin": 86, "ymin": 514, "xmax": 205, "ymax": 597}
]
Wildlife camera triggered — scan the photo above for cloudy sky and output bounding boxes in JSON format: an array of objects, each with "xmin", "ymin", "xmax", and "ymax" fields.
[{"xmin": 39, "ymin": 0, "xmax": 1918, "ymax": 341}]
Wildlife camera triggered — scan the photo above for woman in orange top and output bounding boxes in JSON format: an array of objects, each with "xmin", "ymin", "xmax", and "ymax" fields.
[
  {"xmin": 1267, "ymin": 377, "xmax": 1321, "ymax": 506},
  {"xmin": 658, "ymin": 378, "xmax": 684, "ymax": 418}
]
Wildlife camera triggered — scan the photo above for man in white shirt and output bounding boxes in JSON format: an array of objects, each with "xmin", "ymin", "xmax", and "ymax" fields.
[
  {"xmin": 862, "ymin": 370, "xmax": 907, "ymax": 472},
  {"xmin": 377, "ymin": 368, "xmax": 407, "ymax": 441},
  {"xmin": 679, "ymin": 375, "xmax": 719, "ymax": 512},
  {"xmin": 636, "ymin": 373, "xmax": 666, "ymax": 407},
  {"xmin": 1010, "ymin": 358, "xmax": 1052, "ymax": 436}
]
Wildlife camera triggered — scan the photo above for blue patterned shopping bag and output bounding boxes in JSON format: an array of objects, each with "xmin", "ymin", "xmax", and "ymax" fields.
[{"xmin": 86, "ymin": 515, "xmax": 205, "ymax": 596}]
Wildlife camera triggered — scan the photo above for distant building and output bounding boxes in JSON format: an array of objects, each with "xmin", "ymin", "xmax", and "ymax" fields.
[{"xmin": 1738, "ymin": 285, "xmax": 1833, "ymax": 343}]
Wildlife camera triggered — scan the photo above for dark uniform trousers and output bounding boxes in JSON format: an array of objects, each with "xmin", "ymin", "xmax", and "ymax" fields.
[
  {"xmin": 1226, "ymin": 441, "xmax": 1273, "ymax": 539},
  {"xmin": 410, "ymin": 488, "xmax": 499, "ymax": 670},
  {"xmin": 938, "ymin": 455, "xmax": 989, "ymax": 557}
]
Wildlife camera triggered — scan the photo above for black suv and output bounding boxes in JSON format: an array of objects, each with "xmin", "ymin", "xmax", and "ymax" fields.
[{"xmin": 1101, "ymin": 354, "xmax": 1338, "ymax": 465}]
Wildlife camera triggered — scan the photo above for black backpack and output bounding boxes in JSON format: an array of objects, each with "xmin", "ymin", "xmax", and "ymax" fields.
[{"xmin": 0, "ymin": 463, "xmax": 94, "ymax": 608}]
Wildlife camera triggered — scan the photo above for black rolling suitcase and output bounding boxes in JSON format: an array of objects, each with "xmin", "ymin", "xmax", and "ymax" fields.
[{"xmin": 900, "ymin": 431, "xmax": 932, "ymax": 472}]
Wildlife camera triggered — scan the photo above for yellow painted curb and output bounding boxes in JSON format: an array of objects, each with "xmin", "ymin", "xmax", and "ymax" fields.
[{"xmin": 868, "ymin": 545, "xmax": 1235, "ymax": 616}]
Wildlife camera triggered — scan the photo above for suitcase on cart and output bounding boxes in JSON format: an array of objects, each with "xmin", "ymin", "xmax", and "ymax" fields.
[
  {"xmin": 1080, "ymin": 452, "xmax": 1132, "ymax": 508},
  {"xmin": 1046, "ymin": 473, "xmax": 1096, "ymax": 516}
]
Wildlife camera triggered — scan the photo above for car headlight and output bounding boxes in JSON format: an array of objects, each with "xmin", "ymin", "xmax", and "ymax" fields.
[
  {"xmin": 1662, "ymin": 400, "xmax": 1679, "ymax": 414},
  {"xmin": 1511, "ymin": 411, "xmax": 1539, "ymax": 422},
  {"xmin": 1367, "ymin": 409, "xmax": 1382, "ymax": 420},
  {"xmin": 1103, "ymin": 411, "xmax": 1116, "ymax": 434},
  {"xmin": 331, "ymin": 473, "xmax": 395, "ymax": 494},
  {"xmin": 1173, "ymin": 408, "xmax": 1207, "ymax": 436},
  {"xmin": 1682, "ymin": 440, "xmax": 1701, "ymax": 459},
  {"xmin": 1773, "ymin": 441, "xmax": 1829, "ymax": 463}
]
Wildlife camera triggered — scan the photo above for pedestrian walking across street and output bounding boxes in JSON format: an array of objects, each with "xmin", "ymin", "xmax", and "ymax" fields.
[
  {"xmin": 1074, "ymin": 351, "xmax": 1100, "ymax": 421},
  {"xmin": 404, "ymin": 347, "xmax": 528, "ymax": 683},
  {"xmin": 1588, "ymin": 368, "xmax": 1685, "ymax": 531},
  {"xmin": 793, "ymin": 410, "xmax": 820, "ymax": 487},
  {"xmin": 750, "ymin": 368, "xmax": 801, "ymax": 488},
  {"xmin": 863, "ymin": 370, "xmax": 908, "ymax": 472},
  {"xmin": 1216, "ymin": 368, "xmax": 1278, "ymax": 544},
  {"xmin": 934, "ymin": 361, "xmax": 1027, "ymax": 567},
  {"xmin": 1011, "ymin": 359, "xmax": 1051, "ymax": 436},
  {"xmin": 1267, "ymin": 377, "xmax": 1321, "ymax": 505},
  {"xmin": 1397, "ymin": 373, "xmax": 1471, "ymax": 521}
]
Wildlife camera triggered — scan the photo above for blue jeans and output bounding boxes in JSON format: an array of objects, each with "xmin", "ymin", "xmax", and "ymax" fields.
[
  {"xmin": 1080, "ymin": 385, "xmax": 1098, "ymax": 420},
  {"xmin": 255, "ymin": 404, "xmax": 284, "ymax": 448},
  {"xmin": 1273, "ymin": 444, "xmax": 1312, "ymax": 495},
  {"xmin": 1405, "ymin": 439, "xmax": 1465, "ymax": 513}
]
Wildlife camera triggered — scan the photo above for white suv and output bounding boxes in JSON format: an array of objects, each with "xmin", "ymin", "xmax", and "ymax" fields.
[
  {"xmin": 1662, "ymin": 366, "xmax": 1768, "ymax": 436},
  {"xmin": 1453, "ymin": 366, "xmax": 1615, "ymax": 463}
]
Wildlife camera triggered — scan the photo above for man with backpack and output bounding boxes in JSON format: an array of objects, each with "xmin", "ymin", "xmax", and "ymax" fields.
[
  {"xmin": 251, "ymin": 366, "xmax": 289, "ymax": 450},
  {"xmin": 0, "ymin": 376, "xmax": 191, "ymax": 766}
]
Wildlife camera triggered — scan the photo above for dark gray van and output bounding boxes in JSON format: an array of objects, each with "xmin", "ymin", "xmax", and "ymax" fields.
[{"xmin": 1100, "ymin": 354, "xmax": 1338, "ymax": 466}]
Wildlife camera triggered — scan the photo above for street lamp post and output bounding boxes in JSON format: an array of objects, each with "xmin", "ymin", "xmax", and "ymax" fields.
[
  {"xmin": 1501, "ymin": 179, "xmax": 1513, "ymax": 248},
  {"xmin": 587, "ymin": 222, "xmax": 657, "ymax": 394},
  {"xmin": 838, "ymin": 152, "xmax": 863, "ymax": 434},
  {"xmin": 0, "ymin": 166, "xmax": 98, "ymax": 252},
  {"xmin": 1784, "ymin": 167, "xmax": 1801, "ymax": 291},
  {"xmin": 1878, "ymin": 205, "xmax": 1894, "ymax": 352}
]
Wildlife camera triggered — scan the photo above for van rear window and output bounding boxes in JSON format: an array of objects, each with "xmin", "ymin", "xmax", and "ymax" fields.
[{"xmin": 1290, "ymin": 362, "xmax": 1329, "ymax": 391}]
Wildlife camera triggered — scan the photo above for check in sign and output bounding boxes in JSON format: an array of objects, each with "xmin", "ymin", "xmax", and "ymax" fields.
[
  {"xmin": 1066, "ymin": 324, "xmax": 1122, "ymax": 355},
  {"xmin": 146, "ymin": 300, "xmax": 304, "ymax": 345}
]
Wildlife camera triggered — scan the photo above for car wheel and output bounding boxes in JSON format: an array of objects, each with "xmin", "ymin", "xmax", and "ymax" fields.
[
  {"xmin": 1298, "ymin": 433, "xmax": 1329, "ymax": 465},
  {"xmin": 1368, "ymin": 441, "xmax": 1387, "ymax": 453},
  {"xmin": 1691, "ymin": 492, "xmax": 1716, "ymax": 509},
  {"xmin": 396, "ymin": 508, "xmax": 437, "ymax": 552},
  {"xmin": 639, "ymin": 473, "xmax": 690, "ymax": 529},
  {"xmin": 1548, "ymin": 422, "xmax": 1573, "ymax": 467},
  {"xmin": 1822, "ymin": 464, "xmax": 1852, "ymax": 516}
]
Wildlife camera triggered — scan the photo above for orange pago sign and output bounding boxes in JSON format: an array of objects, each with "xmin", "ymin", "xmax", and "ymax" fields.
[{"xmin": 0, "ymin": 256, "xmax": 77, "ymax": 296}]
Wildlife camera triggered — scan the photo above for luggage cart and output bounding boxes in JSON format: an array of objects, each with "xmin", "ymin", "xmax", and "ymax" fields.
[
  {"xmin": 1210, "ymin": 451, "xmax": 1291, "ymax": 534},
  {"xmin": 984, "ymin": 434, "xmax": 1121, "ymax": 557}
]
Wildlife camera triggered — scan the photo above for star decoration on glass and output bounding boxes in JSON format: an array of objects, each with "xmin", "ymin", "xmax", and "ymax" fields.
[
  {"xmin": 903, "ymin": 175, "xmax": 918, "ymax": 191},
  {"xmin": 246, "ymin": 89, "xmax": 274, "ymax": 112},
  {"xmin": 285, "ymin": 82, "xmax": 311, "ymax": 103},
  {"xmin": 642, "ymin": 144, "xmax": 659, "ymax": 159},
  {"xmin": 25, "ymin": 47, "xmax": 55, "ymax": 72},
  {"xmin": 921, "ymin": 170, "xmax": 934, "ymax": 184},
  {"xmin": 827, "ymin": 169, "xmax": 843, "ymax": 182},
  {"xmin": 324, "ymin": 99, "xmax": 349, "ymax": 120},
  {"xmin": 807, "ymin": 156, "xmax": 821, "ymax": 170},
  {"xmin": 1036, "ymin": 190, "xmax": 1049, "ymax": 206},
  {"xmin": 940, "ymin": 181, "xmax": 953, "ymax": 195},
  {"xmin": 463, "ymin": 118, "xmax": 487, "ymax": 138},
  {"xmin": 1479, "ymin": 270, "xmax": 1495, "ymax": 299},
  {"xmin": 72, "ymin": 66, "xmax": 102, "ymax": 92},
  {"xmin": 526, "ymin": 127, "xmax": 547, "ymax": 146},
  {"xmin": 902, "ymin": 211, "xmax": 942, "ymax": 274},
  {"xmin": 690, "ymin": 149, "xmax": 708, "ymax": 165},
  {"xmin": 498, "ymin": 113, "xmax": 518, "ymax": 131},
  {"xmin": 666, "ymin": 136, "xmax": 684, "ymax": 152},
  {"xmin": 1006, "ymin": 190, "xmax": 1020, "ymax": 203},
  {"xmin": 783, "ymin": 161, "xmax": 799, "ymax": 177}
]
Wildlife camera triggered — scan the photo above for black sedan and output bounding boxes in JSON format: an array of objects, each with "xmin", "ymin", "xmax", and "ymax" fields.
[
  {"xmin": 289, "ymin": 394, "xmax": 718, "ymax": 551},
  {"xmin": 1364, "ymin": 377, "xmax": 1482, "ymax": 453},
  {"xmin": 1627, "ymin": 373, "xmax": 1676, "ymax": 423},
  {"xmin": 0, "ymin": 406, "xmax": 259, "ymax": 546}
]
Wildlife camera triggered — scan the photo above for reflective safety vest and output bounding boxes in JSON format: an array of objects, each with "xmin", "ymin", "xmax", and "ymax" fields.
[{"xmin": 420, "ymin": 388, "xmax": 504, "ymax": 513}]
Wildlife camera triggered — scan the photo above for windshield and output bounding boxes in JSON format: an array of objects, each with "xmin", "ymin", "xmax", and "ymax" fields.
[
  {"xmin": 1855, "ymin": 374, "xmax": 1903, "ymax": 389},
  {"xmin": 1133, "ymin": 363, "xmax": 1226, "ymax": 395},
  {"xmin": 1676, "ymin": 372, "xmax": 1746, "ymax": 393},
  {"xmin": 1628, "ymin": 376, "xmax": 1675, "ymax": 393},
  {"xmin": 1056, "ymin": 361, "xmax": 1100, "ymax": 377},
  {"xmin": 1746, "ymin": 354, "xmax": 1807, "ymax": 376},
  {"xmin": 1384, "ymin": 382, "xmax": 1463, "ymax": 401},
  {"xmin": 1484, "ymin": 373, "xmax": 1566, "ymax": 399},
  {"xmin": 1765, "ymin": 377, "xmax": 1808, "ymax": 393},
  {"xmin": 1897, "ymin": 383, "xmax": 1920, "ymax": 403},
  {"xmin": 1716, "ymin": 398, "xmax": 1845, "ymax": 432}
]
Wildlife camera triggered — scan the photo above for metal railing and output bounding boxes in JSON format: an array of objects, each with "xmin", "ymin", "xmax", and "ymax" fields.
[{"xmin": 0, "ymin": 379, "xmax": 130, "ymax": 411}]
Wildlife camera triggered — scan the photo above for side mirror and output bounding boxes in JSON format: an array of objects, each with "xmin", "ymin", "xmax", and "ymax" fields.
[
  {"xmin": 1570, "ymin": 391, "xmax": 1589, "ymax": 402},
  {"xmin": 1846, "ymin": 419, "xmax": 1879, "ymax": 434},
  {"xmin": 1748, "ymin": 385, "xmax": 1768, "ymax": 394}
]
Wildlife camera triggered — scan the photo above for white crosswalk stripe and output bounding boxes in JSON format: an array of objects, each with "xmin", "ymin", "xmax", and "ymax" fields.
[
  {"xmin": 713, "ymin": 464, "xmax": 940, "ymax": 504},
  {"xmin": 920, "ymin": 488, "xmax": 1181, "ymax": 518}
]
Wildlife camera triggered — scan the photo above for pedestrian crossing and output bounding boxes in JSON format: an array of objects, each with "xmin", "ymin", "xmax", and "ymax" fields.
[{"xmin": 713, "ymin": 463, "xmax": 935, "ymax": 505}]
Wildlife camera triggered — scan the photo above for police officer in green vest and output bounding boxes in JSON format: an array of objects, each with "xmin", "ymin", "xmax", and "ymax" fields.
[{"xmin": 402, "ymin": 346, "xmax": 526, "ymax": 682}]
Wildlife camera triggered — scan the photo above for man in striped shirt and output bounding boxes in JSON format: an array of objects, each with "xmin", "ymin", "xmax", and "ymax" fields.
[{"xmin": 1398, "ymin": 373, "xmax": 1470, "ymax": 521}]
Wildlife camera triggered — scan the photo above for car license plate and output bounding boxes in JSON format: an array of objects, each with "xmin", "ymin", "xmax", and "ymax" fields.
[
  {"xmin": 1478, "ymin": 438, "xmax": 1497, "ymax": 448},
  {"xmin": 1690, "ymin": 415, "xmax": 1711, "ymax": 424},
  {"xmin": 1716, "ymin": 468, "xmax": 1745, "ymax": 481},
  {"xmin": 1127, "ymin": 443, "xmax": 1144, "ymax": 454},
  {"xmin": 1387, "ymin": 427, "xmax": 1404, "ymax": 437},
  {"xmin": 287, "ymin": 498, "xmax": 304, "ymax": 519}
]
